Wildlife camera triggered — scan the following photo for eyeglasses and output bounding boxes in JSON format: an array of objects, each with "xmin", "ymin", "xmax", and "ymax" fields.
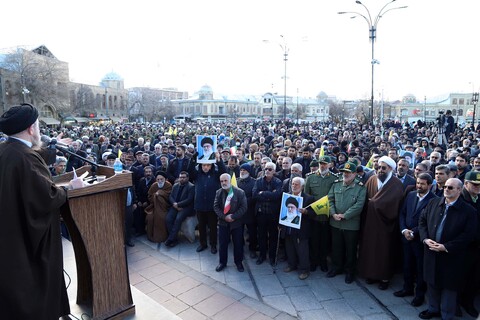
[
  {"xmin": 265, "ymin": 168, "xmax": 274, "ymax": 171},
  {"xmin": 444, "ymin": 185, "xmax": 456, "ymax": 190}
]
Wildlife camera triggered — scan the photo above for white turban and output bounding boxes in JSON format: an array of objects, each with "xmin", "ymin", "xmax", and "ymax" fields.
[{"xmin": 378, "ymin": 156, "xmax": 396, "ymax": 170}]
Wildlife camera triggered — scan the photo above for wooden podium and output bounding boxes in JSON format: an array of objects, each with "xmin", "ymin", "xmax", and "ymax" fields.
[{"xmin": 54, "ymin": 165, "xmax": 135, "ymax": 319}]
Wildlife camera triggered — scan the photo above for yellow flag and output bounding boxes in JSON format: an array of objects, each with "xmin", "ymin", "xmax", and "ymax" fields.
[
  {"xmin": 310, "ymin": 195, "xmax": 329, "ymax": 216},
  {"xmin": 173, "ymin": 127, "xmax": 177, "ymax": 135},
  {"xmin": 366, "ymin": 154, "xmax": 375, "ymax": 169},
  {"xmin": 319, "ymin": 146, "xmax": 325, "ymax": 157},
  {"xmin": 230, "ymin": 132, "xmax": 234, "ymax": 139},
  {"xmin": 118, "ymin": 149, "xmax": 122, "ymax": 159},
  {"xmin": 168, "ymin": 127, "xmax": 173, "ymax": 135},
  {"xmin": 231, "ymin": 173, "xmax": 237, "ymax": 187}
]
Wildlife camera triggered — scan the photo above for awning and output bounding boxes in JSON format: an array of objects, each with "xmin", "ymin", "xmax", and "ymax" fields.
[
  {"xmin": 73, "ymin": 117, "xmax": 90, "ymax": 123},
  {"xmin": 39, "ymin": 117, "xmax": 60, "ymax": 125}
]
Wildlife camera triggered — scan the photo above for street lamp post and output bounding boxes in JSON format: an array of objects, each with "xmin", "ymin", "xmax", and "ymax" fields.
[
  {"xmin": 280, "ymin": 35, "xmax": 289, "ymax": 122},
  {"xmin": 472, "ymin": 92, "xmax": 479, "ymax": 129},
  {"xmin": 339, "ymin": 0, "xmax": 407, "ymax": 125}
]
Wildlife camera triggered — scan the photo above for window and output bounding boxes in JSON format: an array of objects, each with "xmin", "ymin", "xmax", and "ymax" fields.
[
  {"xmin": 452, "ymin": 109, "xmax": 457, "ymax": 116},
  {"xmin": 458, "ymin": 109, "xmax": 463, "ymax": 116},
  {"xmin": 459, "ymin": 98, "xmax": 465, "ymax": 105},
  {"xmin": 452, "ymin": 98, "xmax": 458, "ymax": 104}
]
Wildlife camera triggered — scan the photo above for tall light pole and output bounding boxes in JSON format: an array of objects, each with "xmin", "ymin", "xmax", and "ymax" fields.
[
  {"xmin": 263, "ymin": 36, "xmax": 289, "ymax": 121},
  {"xmin": 339, "ymin": 0, "xmax": 407, "ymax": 125},
  {"xmin": 472, "ymin": 92, "xmax": 479, "ymax": 129},
  {"xmin": 280, "ymin": 35, "xmax": 289, "ymax": 122}
]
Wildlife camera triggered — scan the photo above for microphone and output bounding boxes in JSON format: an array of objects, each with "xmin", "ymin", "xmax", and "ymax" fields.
[{"xmin": 41, "ymin": 135, "xmax": 69, "ymax": 148}]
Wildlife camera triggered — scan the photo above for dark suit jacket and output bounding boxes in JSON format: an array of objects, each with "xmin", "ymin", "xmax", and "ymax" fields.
[
  {"xmin": 214, "ymin": 187, "xmax": 247, "ymax": 229},
  {"xmin": 400, "ymin": 174, "xmax": 416, "ymax": 191},
  {"xmin": 399, "ymin": 190, "xmax": 437, "ymax": 239},
  {"xmin": 418, "ymin": 196, "xmax": 477, "ymax": 290},
  {"xmin": 169, "ymin": 181, "xmax": 195, "ymax": 216}
]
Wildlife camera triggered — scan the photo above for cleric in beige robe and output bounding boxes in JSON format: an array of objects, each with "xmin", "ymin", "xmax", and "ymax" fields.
[
  {"xmin": 145, "ymin": 171, "xmax": 172, "ymax": 243},
  {"xmin": 358, "ymin": 156, "xmax": 403, "ymax": 289}
]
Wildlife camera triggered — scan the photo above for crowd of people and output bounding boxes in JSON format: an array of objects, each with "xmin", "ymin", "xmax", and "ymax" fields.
[{"xmin": 1, "ymin": 104, "xmax": 479, "ymax": 320}]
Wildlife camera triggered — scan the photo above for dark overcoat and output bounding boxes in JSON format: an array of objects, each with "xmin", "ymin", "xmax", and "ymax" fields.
[
  {"xmin": 0, "ymin": 138, "xmax": 70, "ymax": 319},
  {"xmin": 418, "ymin": 196, "xmax": 477, "ymax": 290}
]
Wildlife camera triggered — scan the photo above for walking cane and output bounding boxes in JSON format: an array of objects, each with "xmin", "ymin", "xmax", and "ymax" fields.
[{"xmin": 272, "ymin": 226, "xmax": 282, "ymax": 274}]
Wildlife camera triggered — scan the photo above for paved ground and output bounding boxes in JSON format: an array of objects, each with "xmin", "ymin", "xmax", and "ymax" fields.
[{"xmin": 65, "ymin": 234, "xmax": 479, "ymax": 319}]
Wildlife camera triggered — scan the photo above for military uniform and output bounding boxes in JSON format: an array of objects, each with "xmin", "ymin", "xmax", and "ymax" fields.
[
  {"xmin": 304, "ymin": 162, "xmax": 337, "ymax": 271},
  {"xmin": 327, "ymin": 163, "xmax": 367, "ymax": 282}
]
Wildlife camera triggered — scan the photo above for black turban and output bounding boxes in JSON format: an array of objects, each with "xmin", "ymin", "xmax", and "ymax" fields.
[
  {"xmin": 0, "ymin": 103, "xmax": 39, "ymax": 135},
  {"xmin": 155, "ymin": 171, "xmax": 168, "ymax": 180},
  {"xmin": 285, "ymin": 196, "xmax": 299, "ymax": 208},
  {"xmin": 201, "ymin": 136, "xmax": 214, "ymax": 147}
]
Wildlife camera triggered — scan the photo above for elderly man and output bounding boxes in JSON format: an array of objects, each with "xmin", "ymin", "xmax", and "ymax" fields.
[
  {"xmin": 282, "ymin": 177, "xmax": 314, "ymax": 280},
  {"xmin": 327, "ymin": 161, "xmax": 367, "ymax": 284},
  {"xmin": 0, "ymin": 104, "xmax": 70, "ymax": 318},
  {"xmin": 253, "ymin": 161, "xmax": 283, "ymax": 265},
  {"xmin": 51, "ymin": 156, "xmax": 67, "ymax": 176},
  {"xmin": 214, "ymin": 173, "xmax": 248, "ymax": 272},
  {"xmin": 66, "ymin": 139, "xmax": 87, "ymax": 172},
  {"xmin": 358, "ymin": 156, "xmax": 404, "ymax": 290},
  {"xmin": 418, "ymin": 178, "xmax": 477, "ymax": 320},
  {"xmin": 198, "ymin": 136, "xmax": 215, "ymax": 161}
]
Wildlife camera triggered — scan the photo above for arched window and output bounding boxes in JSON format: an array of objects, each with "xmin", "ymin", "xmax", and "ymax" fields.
[
  {"xmin": 458, "ymin": 109, "xmax": 463, "ymax": 116},
  {"xmin": 452, "ymin": 109, "xmax": 457, "ymax": 116}
]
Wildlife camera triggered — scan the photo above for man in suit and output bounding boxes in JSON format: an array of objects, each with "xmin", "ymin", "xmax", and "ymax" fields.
[
  {"xmin": 394, "ymin": 173, "xmax": 437, "ymax": 307},
  {"xmin": 418, "ymin": 178, "xmax": 477, "ymax": 320},
  {"xmin": 164, "ymin": 171, "xmax": 195, "ymax": 247},
  {"xmin": 213, "ymin": 173, "xmax": 248, "ymax": 272},
  {"xmin": 431, "ymin": 164, "xmax": 450, "ymax": 197},
  {"xmin": 396, "ymin": 158, "xmax": 416, "ymax": 191}
]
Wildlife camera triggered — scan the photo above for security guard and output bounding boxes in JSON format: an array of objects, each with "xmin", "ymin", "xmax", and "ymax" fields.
[
  {"xmin": 304, "ymin": 155, "xmax": 337, "ymax": 272},
  {"xmin": 326, "ymin": 161, "xmax": 366, "ymax": 284}
]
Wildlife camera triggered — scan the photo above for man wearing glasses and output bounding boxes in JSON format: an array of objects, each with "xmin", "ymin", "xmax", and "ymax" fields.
[
  {"xmin": 418, "ymin": 178, "xmax": 477, "ymax": 320},
  {"xmin": 252, "ymin": 162, "xmax": 282, "ymax": 265}
]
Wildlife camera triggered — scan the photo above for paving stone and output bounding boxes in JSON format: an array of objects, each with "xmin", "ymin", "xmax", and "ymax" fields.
[
  {"xmin": 239, "ymin": 296, "xmax": 282, "ymax": 319},
  {"xmin": 228, "ymin": 280, "xmax": 258, "ymax": 299},
  {"xmin": 128, "ymin": 272, "xmax": 145, "ymax": 285},
  {"xmin": 342, "ymin": 288, "xmax": 384, "ymax": 316},
  {"xmin": 177, "ymin": 283, "xmax": 217, "ymax": 306},
  {"xmin": 194, "ymin": 292, "xmax": 236, "ymax": 317},
  {"xmin": 134, "ymin": 280, "xmax": 159, "ymax": 294},
  {"xmin": 137, "ymin": 262, "xmax": 172, "ymax": 278},
  {"xmin": 210, "ymin": 281, "xmax": 246, "ymax": 301},
  {"xmin": 286, "ymin": 286, "xmax": 321, "ymax": 311},
  {"xmin": 276, "ymin": 271, "xmax": 309, "ymax": 288},
  {"xmin": 255, "ymin": 274, "xmax": 285, "ymax": 297},
  {"xmin": 162, "ymin": 276, "xmax": 201, "ymax": 296},
  {"xmin": 177, "ymin": 307, "xmax": 208, "ymax": 320},
  {"xmin": 246, "ymin": 312, "xmax": 277, "ymax": 320},
  {"xmin": 212, "ymin": 301, "xmax": 256, "ymax": 320},
  {"xmin": 307, "ymin": 278, "xmax": 342, "ymax": 301},
  {"xmin": 149, "ymin": 288, "xmax": 173, "ymax": 304},
  {"xmin": 262, "ymin": 294, "xmax": 296, "ymax": 316},
  {"xmin": 128, "ymin": 256, "xmax": 162, "ymax": 272},
  {"xmin": 322, "ymin": 299, "xmax": 361, "ymax": 319},
  {"xmin": 298, "ymin": 309, "xmax": 333, "ymax": 320},
  {"xmin": 162, "ymin": 297, "xmax": 189, "ymax": 314},
  {"xmin": 150, "ymin": 269, "xmax": 185, "ymax": 287}
]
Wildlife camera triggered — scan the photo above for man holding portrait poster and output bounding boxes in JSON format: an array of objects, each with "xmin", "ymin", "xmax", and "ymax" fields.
[{"xmin": 279, "ymin": 177, "xmax": 314, "ymax": 280}]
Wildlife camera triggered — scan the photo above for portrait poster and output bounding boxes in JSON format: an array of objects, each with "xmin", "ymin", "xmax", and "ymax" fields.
[
  {"xmin": 400, "ymin": 150, "xmax": 414, "ymax": 169},
  {"xmin": 279, "ymin": 192, "xmax": 303, "ymax": 230},
  {"xmin": 197, "ymin": 135, "xmax": 217, "ymax": 164}
]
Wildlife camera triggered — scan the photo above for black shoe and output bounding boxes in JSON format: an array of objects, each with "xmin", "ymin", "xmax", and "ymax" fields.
[
  {"xmin": 326, "ymin": 269, "xmax": 339, "ymax": 278},
  {"xmin": 345, "ymin": 274, "xmax": 355, "ymax": 284},
  {"xmin": 365, "ymin": 278, "xmax": 377, "ymax": 284},
  {"xmin": 256, "ymin": 257, "xmax": 265, "ymax": 265},
  {"xmin": 249, "ymin": 251, "xmax": 257, "ymax": 259},
  {"xmin": 196, "ymin": 245, "xmax": 207, "ymax": 252},
  {"xmin": 210, "ymin": 246, "xmax": 217, "ymax": 254},
  {"xmin": 215, "ymin": 263, "xmax": 226, "ymax": 272},
  {"xmin": 164, "ymin": 239, "xmax": 173, "ymax": 247},
  {"xmin": 418, "ymin": 310, "xmax": 441, "ymax": 319},
  {"xmin": 169, "ymin": 240, "xmax": 178, "ymax": 248},
  {"xmin": 393, "ymin": 289, "xmax": 414, "ymax": 297},
  {"xmin": 411, "ymin": 296, "xmax": 424, "ymax": 307},
  {"xmin": 236, "ymin": 263, "xmax": 244, "ymax": 272},
  {"xmin": 461, "ymin": 303, "xmax": 479, "ymax": 318},
  {"xmin": 126, "ymin": 240, "xmax": 135, "ymax": 247},
  {"xmin": 378, "ymin": 281, "xmax": 389, "ymax": 290}
]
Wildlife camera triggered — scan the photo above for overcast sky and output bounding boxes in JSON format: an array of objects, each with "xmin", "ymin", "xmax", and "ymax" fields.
[{"xmin": 2, "ymin": 0, "xmax": 479, "ymax": 102}]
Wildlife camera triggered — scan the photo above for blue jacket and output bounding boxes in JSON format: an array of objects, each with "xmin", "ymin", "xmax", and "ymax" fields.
[{"xmin": 399, "ymin": 190, "xmax": 437, "ymax": 239}]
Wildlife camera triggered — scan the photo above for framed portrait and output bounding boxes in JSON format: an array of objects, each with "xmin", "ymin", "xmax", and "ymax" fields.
[
  {"xmin": 400, "ymin": 150, "xmax": 414, "ymax": 169},
  {"xmin": 279, "ymin": 192, "xmax": 303, "ymax": 230},
  {"xmin": 197, "ymin": 135, "xmax": 217, "ymax": 164}
]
